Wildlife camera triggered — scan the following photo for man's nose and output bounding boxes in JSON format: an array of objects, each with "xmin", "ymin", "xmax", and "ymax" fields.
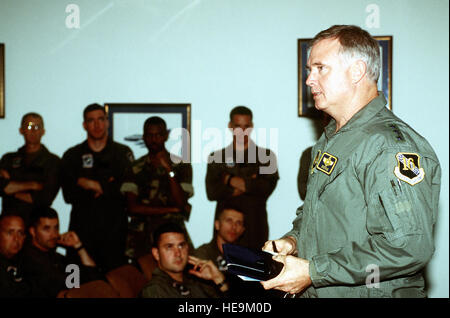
[
  {"xmin": 13, "ymin": 232, "xmax": 23, "ymax": 243},
  {"xmin": 306, "ymin": 72, "xmax": 315, "ymax": 87},
  {"xmin": 174, "ymin": 247, "xmax": 182, "ymax": 257}
]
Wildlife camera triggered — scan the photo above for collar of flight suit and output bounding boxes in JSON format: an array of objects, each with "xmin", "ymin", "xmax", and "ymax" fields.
[{"xmin": 324, "ymin": 92, "xmax": 387, "ymax": 139}]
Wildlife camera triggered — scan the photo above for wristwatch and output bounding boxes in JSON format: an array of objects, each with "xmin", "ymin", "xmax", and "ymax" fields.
[{"xmin": 168, "ymin": 170, "xmax": 176, "ymax": 178}]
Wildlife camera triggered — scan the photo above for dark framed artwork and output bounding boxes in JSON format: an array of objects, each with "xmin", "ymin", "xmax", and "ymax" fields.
[
  {"xmin": 0, "ymin": 43, "xmax": 4, "ymax": 118},
  {"xmin": 298, "ymin": 36, "xmax": 393, "ymax": 117},
  {"xmin": 105, "ymin": 103, "xmax": 191, "ymax": 162}
]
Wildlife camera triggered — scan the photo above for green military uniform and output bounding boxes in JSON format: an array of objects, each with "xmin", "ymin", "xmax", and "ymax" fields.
[
  {"xmin": 206, "ymin": 142, "xmax": 279, "ymax": 249},
  {"xmin": 286, "ymin": 93, "xmax": 441, "ymax": 298},
  {"xmin": 193, "ymin": 240, "xmax": 227, "ymax": 272},
  {"xmin": 0, "ymin": 145, "xmax": 61, "ymax": 226},
  {"xmin": 61, "ymin": 139, "xmax": 134, "ymax": 272},
  {"xmin": 120, "ymin": 153, "xmax": 194, "ymax": 260},
  {"xmin": 140, "ymin": 267, "xmax": 220, "ymax": 298}
]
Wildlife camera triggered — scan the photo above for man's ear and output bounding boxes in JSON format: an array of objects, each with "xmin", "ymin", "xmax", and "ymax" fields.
[
  {"xmin": 164, "ymin": 129, "xmax": 169, "ymax": 142},
  {"xmin": 29, "ymin": 226, "xmax": 36, "ymax": 239},
  {"xmin": 214, "ymin": 219, "xmax": 220, "ymax": 231},
  {"xmin": 152, "ymin": 247, "xmax": 160, "ymax": 262},
  {"xmin": 351, "ymin": 60, "xmax": 367, "ymax": 84}
]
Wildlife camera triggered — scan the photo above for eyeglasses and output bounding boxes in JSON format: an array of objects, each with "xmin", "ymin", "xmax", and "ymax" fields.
[{"xmin": 23, "ymin": 122, "xmax": 42, "ymax": 130}]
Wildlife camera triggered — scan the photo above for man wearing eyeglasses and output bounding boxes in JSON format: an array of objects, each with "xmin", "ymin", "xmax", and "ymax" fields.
[{"xmin": 0, "ymin": 113, "xmax": 61, "ymax": 226}]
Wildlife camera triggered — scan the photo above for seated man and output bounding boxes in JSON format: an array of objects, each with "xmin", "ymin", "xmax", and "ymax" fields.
[
  {"xmin": 193, "ymin": 204, "xmax": 277, "ymax": 296},
  {"xmin": 193, "ymin": 203, "xmax": 250, "ymax": 296},
  {"xmin": 0, "ymin": 213, "xmax": 44, "ymax": 297},
  {"xmin": 140, "ymin": 222, "xmax": 228, "ymax": 298},
  {"xmin": 121, "ymin": 116, "xmax": 194, "ymax": 262},
  {"xmin": 22, "ymin": 206, "xmax": 103, "ymax": 297},
  {"xmin": 0, "ymin": 112, "xmax": 61, "ymax": 226},
  {"xmin": 193, "ymin": 203, "xmax": 245, "ymax": 271}
]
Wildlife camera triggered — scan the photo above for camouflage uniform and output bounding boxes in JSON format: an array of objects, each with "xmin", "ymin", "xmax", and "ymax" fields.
[{"xmin": 121, "ymin": 153, "xmax": 194, "ymax": 260}]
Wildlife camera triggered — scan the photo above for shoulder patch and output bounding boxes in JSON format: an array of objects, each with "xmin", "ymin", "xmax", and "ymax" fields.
[
  {"xmin": 316, "ymin": 152, "xmax": 338, "ymax": 176},
  {"xmin": 394, "ymin": 152, "xmax": 425, "ymax": 185}
]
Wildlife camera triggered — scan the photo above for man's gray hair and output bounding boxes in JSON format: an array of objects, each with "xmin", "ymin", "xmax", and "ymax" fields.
[{"xmin": 310, "ymin": 25, "xmax": 381, "ymax": 83}]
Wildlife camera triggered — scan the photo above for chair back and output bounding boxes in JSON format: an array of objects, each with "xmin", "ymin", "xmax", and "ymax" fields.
[
  {"xmin": 137, "ymin": 253, "xmax": 158, "ymax": 281},
  {"xmin": 105, "ymin": 264, "xmax": 148, "ymax": 298},
  {"xmin": 57, "ymin": 280, "xmax": 119, "ymax": 298}
]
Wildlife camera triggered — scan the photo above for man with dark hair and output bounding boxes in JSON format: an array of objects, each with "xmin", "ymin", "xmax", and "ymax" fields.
[
  {"xmin": 21, "ymin": 206, "xmax": 102, "ymax": 297},
  {"xmin": 121, "ymin": 116, "xmax": 193, "ymax": 263},
  {"xmin": 0, "ymin": 112, "xmax": 61, "ymax": 226},
  {"xmin": 140, "ymin": 222, "xmax": 227, "ymax": 298},
  {"xmin": 262, "ymin": 25, "xmax": 441, "ymax": 298},
  {"xmin": 0, "ymin": 213, "xmax": 44, "ymax": 297},
  {"xmin": 206, "ymin": 105, "xmax": 279, "ymax": 249},
  {"xmin": 61, "ymin": 103, "xmax": 134, "ymax": 272}
]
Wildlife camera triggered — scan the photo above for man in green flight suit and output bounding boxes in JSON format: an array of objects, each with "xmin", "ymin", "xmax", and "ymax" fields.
[{"xmin": 261, "ymin": 25, "xmax": 441, "ymax": 298}]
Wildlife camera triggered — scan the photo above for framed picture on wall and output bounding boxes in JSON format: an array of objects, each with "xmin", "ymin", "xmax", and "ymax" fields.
[
  {"xmin": 297, "ymin": 36, "xmax": 393, "ymax": 117},
  {"xmin": 104, "ymin": 103, "xmax": 191, "ymax": 162},
  {"xmin": 0, "ymin": 43, "xmax": 5, "ymax": 118}
]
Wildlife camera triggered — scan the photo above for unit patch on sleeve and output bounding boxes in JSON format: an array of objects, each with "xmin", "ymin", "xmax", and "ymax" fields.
[
  {"xmin": 316, "ymin": 152, "xmax": 338, "ymax": 176},
  {"xmin": 394, "ymin": 152, "xmax": 425, "ymax": 185}
]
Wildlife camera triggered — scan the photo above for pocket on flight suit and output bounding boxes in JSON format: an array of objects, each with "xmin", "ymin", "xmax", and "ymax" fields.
[{"xmin": 375, "ymin": 186, "xmax": 422, "ymax": 244}]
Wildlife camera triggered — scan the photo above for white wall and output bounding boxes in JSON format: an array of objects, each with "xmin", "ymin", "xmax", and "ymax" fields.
[{"xmin": 0, "ymin": 0, "xmax": 448, "ymax": 297}]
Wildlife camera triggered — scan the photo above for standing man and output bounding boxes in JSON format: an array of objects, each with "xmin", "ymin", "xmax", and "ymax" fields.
[
  {"xmin": 61, "ymin": 104, "xmax": 134, "ymax": 272},
  {"xmin": 0, "ymin": 113, "xmax": 61, "ymax": 226},
  {"xmin": 261, "ymin": 25, "xmax": 441, "ymax": 298},
  {"xmin": 120, "ymin": 116, "xmax": 194, "ymax": 262},
  {"xmin": 206, "ymin": 106, "xmax": 279, "ymax": 249}
]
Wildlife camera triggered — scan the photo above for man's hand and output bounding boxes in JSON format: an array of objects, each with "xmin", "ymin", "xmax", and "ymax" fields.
[
  {"xmin": 231, "ymin": 188, "xmax": 244, "ymax": 197},
  {"xmin": 77, "ymin": 177, "xmax": 103, "ymax": 198},
  {"xmin": 14, "ymin": 192, "xmax": 33, "ymax": 203},
  {"xmin": 262, "ymin": 237, "xmax": 297, "ymax": 255},
  {"xmin": 188, "ymin": 256, "xmax": 226, "ymax": 286},
  {"xmin": 0, "ymin": 169, "xmax": 10, "ymax": 179},
  {"xmin": 3, "ymin": 180, "xmax": 43, "ymax": 195},
  {"xmin": 155, "ymin": 151, "xmax": 172, "ymax": 171},
  {"xmin": 260, "ymin": 255, "xmax": 312, "ymax": 295},
  {"xmin": 58, "ymin": 231, "xmax": 82, "ymax": 249}
]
